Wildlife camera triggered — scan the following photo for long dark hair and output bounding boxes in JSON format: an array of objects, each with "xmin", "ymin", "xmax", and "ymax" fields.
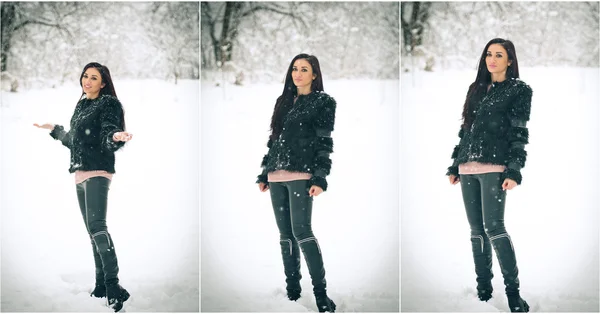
[
  {"xmin": 269, "ymin": 53, "xmax": 324, "ymax": 140},
  {"xmin": 78, "ymin": 62, "xmax": 126, "ymax": 130},
  {"xmin": 461, "ymin": 38, "xmax": 520, "ymax": 129}
]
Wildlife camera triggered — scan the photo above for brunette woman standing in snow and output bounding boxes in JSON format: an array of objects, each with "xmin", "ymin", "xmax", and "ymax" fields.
[
  {"xmin": 256, "ymin": 53, "xmax": 336, "ymax": 313},
  {"xmin": 447, "ymin": 38, "xmax": 532, "ymax": 312},
  {"xmin": 34, "ymin": 62, "xmax": 132, "ymax": 312}
]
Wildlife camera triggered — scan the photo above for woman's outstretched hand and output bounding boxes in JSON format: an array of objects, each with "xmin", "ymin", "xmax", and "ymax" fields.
[
  {"xmin": 309, "ymin": 185, "xmax": 323, "ymax": 197},
  {"xmin": 113, "ymin": 132, "xmax": 133, "ymax": 142},
  {"xmin": 33, "ymin": 123, "xmax": 55, "ymax": 130},
  {"xmin": 502, "ymin": 179, "xmax": 517, "ymax": 191},
  {"xmin": 449, "ymin": 175, "xmax": 460, "ymax": 185},
  {"xmin": 258, "ymin": 182, "xmax": 269, "ymax": 192}
]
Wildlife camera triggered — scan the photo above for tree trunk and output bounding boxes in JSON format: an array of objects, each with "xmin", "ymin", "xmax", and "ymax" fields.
[
  {"xmin": 220, "ymin": 2, "xmax": 243, "ymax": 65},
  {"xmin": 202, "ymin": 2, "xmax": 306, "ymax": 70},
  {"xmin": 1, "ymin": 3, "xmax": 16, "ymax": 72},
  {"xmin": 401, "ymin": 2, "xmax": 430, "ymax": 55},
  {"xmin": 201, "ymin": 2, "xmax": 221, "ymax": 67}
]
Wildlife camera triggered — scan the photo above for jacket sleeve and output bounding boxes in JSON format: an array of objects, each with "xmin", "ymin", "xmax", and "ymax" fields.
[
  {"xmin": 308, "ymin": 96, "xmax": 336, "ymax": 191},
  {"xmin": 49, "ymin": 124, "xmax": 73, "ymax": 149},
  {"xmin": 502, "ymin": 85, "xmax": 532, "ymax": 185},
  {"xmin": 256, "ymin": 138, "xmax": 273, "ymax": 184},
  {"xmin": 446, "ymin": 128, "xmax": 465, "ymax": 176},
  {"xmin": 100, "ymin": 97, "xmax": 126, "ymax": 153}
]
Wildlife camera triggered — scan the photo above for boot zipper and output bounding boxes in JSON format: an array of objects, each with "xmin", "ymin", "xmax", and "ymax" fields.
[
  {"xmin": 92, "ymin": 231, "xmax": 112, "ymax": 249},
  {"xmin": 280, "ymin": 239, "xmax": 292, "ymax": 256},
  {"xmin": 471, "ymin": 235, "xmax": 484, "ymax": 253},
  {"xmin": 298, "ymin": 237, "xmax": 322, "ymax": 255},
  {"xmin": 489, "ymin": 233, "xmax": 514, "ymax": 251}
]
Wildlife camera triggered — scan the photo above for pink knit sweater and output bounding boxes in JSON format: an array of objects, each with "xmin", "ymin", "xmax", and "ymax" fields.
[
  {"xmin": 75, "ymin": 170, "xmax": 113, "ymax": 184},
  {"xmin": 268, "ymin": 170, "xmax": 312, "ymax": 182},
  {"xmin": 459, "ymin": 161, "xmax": 506, "ymax": 175}
]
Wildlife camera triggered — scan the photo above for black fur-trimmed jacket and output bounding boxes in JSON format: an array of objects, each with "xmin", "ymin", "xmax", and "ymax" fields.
[
  {"xmin": 50, "ymin": 94, "xmax": 125, "ymax": 173},
  {"xmin": 256, "ymin": 91, "xmax": 336, "ymax": 191},
  {"xmin": 447, "ymin": 78, "xmax": 533, "ymax": 184}
]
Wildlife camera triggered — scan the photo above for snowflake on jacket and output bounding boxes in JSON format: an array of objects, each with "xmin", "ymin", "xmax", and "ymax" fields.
[
  {"xmin": 50, "ymin": 94, "xmax": 126, "ymax": 173},
  {"xmin": 257, "ymin": 91, "xmax": 336, "ymax": 191},
  {"xmin": 447, "ymin": 78, "xmax": 533, "ymax": 184}
]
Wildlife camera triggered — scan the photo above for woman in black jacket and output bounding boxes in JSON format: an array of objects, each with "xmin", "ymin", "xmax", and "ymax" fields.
[
  {"xmin": 256, "ymin": 53, "xmax": 336, "ymax": 313},
  {"xmin": 447, "ymin": 38, "xmax": 532, "ymax": 312},
  {"xmin": 34, "ymin": 62, "xmax": 132, "ymax": 312}
]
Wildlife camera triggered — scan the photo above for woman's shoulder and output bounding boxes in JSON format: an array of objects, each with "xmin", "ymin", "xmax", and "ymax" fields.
[
  {"xmin": 311, "ymin": 91, "xmax": 336, "ymax": 108},
  {"xmin": 99, "ymin": 94, "xmax": 123, "ymax": 109},
  {"xmin": 507, "ymin": 78, "xmax": 532, "ymax": 118},
  {"xmin": 100, "ymin": 94, "xmax": 120, "ymax": 102},
  {"xmin": 508, "ymin": 78, "xmax": 532, "ymax": 94}
]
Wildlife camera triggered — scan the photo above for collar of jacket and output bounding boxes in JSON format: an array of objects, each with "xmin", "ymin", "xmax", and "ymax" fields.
[
  {"xmin": 293, "ymin": 91, "xmax": 319, "ymax": 105},
  {"xmin": 291, "ymin": 90, "xmax": 328, "ymax": 109},
  {"xmin": 285, "ymin": 91, "xmax": 323, "ymax": 119},
  {"xmin": 476, "ymin": 77, "xmax": 522, "ymax": 105},
  {"xmin": 81, "ymin": 94, "xmax": 109, "ymax": 103},
  {"xmin": 490, "ymin": 78, "xmax": 511, "ymax": 87}
]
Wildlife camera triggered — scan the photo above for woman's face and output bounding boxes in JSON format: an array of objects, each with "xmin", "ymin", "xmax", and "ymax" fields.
[
  {"xmin": 291, "ymin": 58, "xmax": 316, "ymax": 90},
  {"xmin": 485, "ymin": 43, "xmax": 512, "ymax": 76},
  {"xmin": 81, "ymin": 67, "xmax": 105, "ymax": 98}
]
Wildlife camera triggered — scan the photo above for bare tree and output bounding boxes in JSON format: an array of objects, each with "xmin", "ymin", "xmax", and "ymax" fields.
[
  {"xmin": 401, "ymin": 2, "xmax": 431, "ymax": 56},
  {"xmin": 1, "ymin": 2, "xmax": 78, "ymax": 90},
  {"xmin": 146, "ymin": 2, "xmax": 199, "ymax": 84},
  {"xmin": 201, "ymin": 2, "xmax": 307, "ymax": 69},
  {"xmin": 404, "ymin": 2, "xmax": 599, "ymax": 70}
]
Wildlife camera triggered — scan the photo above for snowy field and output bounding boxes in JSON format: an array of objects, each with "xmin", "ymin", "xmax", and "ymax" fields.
[
  {"xmin": 1, "ymin": 80, "xmax": 199, "ymax": 312},
  {"xmin": 201, "ymin": 80, "xmax": 399, "ymax": 312},
  {"xmin": 401, "ymin": 67, "xmax": 600, "ymax": 312}
]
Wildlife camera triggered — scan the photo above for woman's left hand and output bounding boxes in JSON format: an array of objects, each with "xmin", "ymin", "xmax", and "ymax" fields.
[
  {"xmin": 502, "ymin": 179, "xmax": 517, "ymax": 191},
  {"xmin": 113, "ymin": 131, "xmax": 133, "ymax": 142},
  {"xmin": 309, "ymin": 185, "xmax": 323, "ymax": 197}
]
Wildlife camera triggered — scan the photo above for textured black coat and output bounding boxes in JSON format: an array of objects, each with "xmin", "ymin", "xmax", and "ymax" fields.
[
  {"xmin": 50, "ymin": 94, "xmax": 125, "ymax": 173},
  {"xmin": 447, "ymin": 78, "xmax": 533, "ymax": 184},
  {"xmin": 257, "ymin": 91, "xmax": 336, "ymax": 191}
]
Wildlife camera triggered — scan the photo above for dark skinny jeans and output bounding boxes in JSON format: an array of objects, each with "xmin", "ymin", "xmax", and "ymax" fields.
[
  {"xmin": 460, "ymin": 172, "xmax": 522, "ymax": 296},
  {"xmin": 76, "ymin": 176, "xmax": 120, "ymax": 286},
  {"xmin": 269, "ymin": 179, "xmax": 328, "ymax": 294}
]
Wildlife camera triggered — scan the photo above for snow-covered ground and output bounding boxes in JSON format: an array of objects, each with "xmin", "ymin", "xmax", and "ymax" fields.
[
  {"xmin": 201, "ymin": 80, "xmax": 400, "ymax": 312},
  {"xmin": 401, "ymin": 67, "xmax": 600, "ymax": 312},
  {"xmin": 1, "ymin": 80, "xmax": 199, "ymax": 312}
]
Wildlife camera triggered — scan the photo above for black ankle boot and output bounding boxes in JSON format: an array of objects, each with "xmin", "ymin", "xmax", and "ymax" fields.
[
  {"xmin": 280, "ymin": 238, "xmax": 302, "ymax": 301},
  {"xmin": 90, "ymin": 284, "xmax": 106, "ymax": 298},
  {"xmin": 106, "ymin": 283, "xmax": 130, "ymax": 312},
  {"xmin": 287, "ymin": 287, "xmax": 301, "ymax": 301},
  {"xmin": 508, "ymin": 295, "xmax": 529, "ymax": 312},
  {"xmin": 470, "ymin": 234, "xmax": 494, "ymax": 301},
  {"xmin": 315, "ymin": 294, "xmax": 336, "ymax": 313},
  {"xmin": 298, "ymin": 237, "xmax": 335, "ymax": 313},
  {"xmin": 477, "ymin": 283, "xmax": 493, "ymax": 302}
]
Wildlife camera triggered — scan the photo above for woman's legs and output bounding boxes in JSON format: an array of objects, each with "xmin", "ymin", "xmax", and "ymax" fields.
[
  {"xmin": 76, "ymin": 182, "xmax": 106, "ymax": 296},
  {"xmin": 461, "ymin": 173, "xmax": 528, "ymax": 312},
  {"xmin": 269, "ymin": 180, "xmax": 335, "ymax": 312},
  {"xmin": 460, "ymin": 174, "xmax": 494, "ymax": 300},
  {"xmin": 79, "ymin": 177, "xmax": 120, "ymax": 285},
  {"xmin": 477, "ymin": 174, "xmax": 528, "ymax": 311},
  {"xmin": 269, "ymin": 182, "xmax": 302, "ymax": 300},
  {"xmin": 76, "ymin": 177, "xmax": 129, "ymax": 310}
]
